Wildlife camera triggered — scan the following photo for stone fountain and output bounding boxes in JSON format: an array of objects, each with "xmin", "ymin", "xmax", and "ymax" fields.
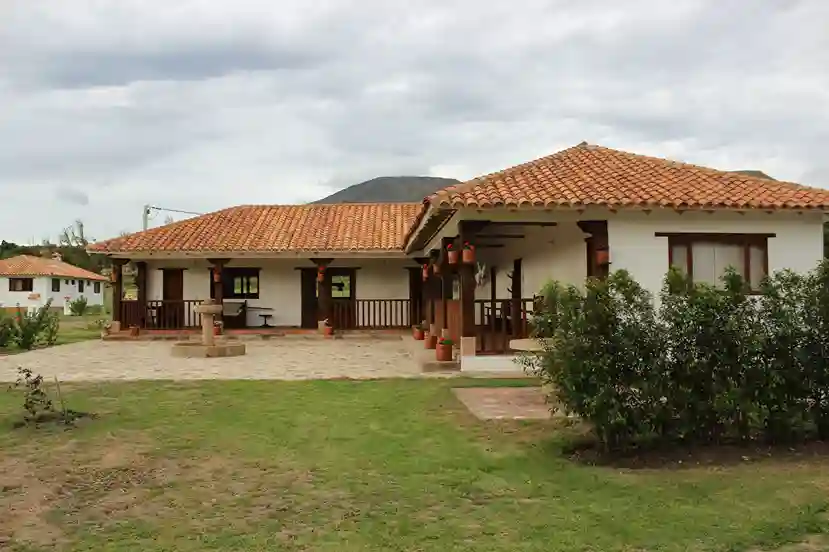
[{"xmin": 171, "ymin": 300, "xmax": 246, "ymax": 358}]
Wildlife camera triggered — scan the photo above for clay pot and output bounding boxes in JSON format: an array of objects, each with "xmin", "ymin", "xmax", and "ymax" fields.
[
  {"xmin": 424, "ymin": 333, "xmax": 437, "ymax": 350},
  {"xmin": 436, "ymin": 342, "xmax": 453, "ymax": 362},
  {"xmin": 462, "ymin": 247, "xmax": 475, "ymax": 264},
  {"xmin": 212, "ymin": 269, "xmax": 221, "ymax": 283},
  {"xmin": 129, "ymin": 325, "xmax": 140, "ymax": 337},
  {"xmin": 432, "ymin": 263, "xmax": 441, "ymax": 275},
  {"xmin": 421, "ymin": 266, "xmax": 429, "ymax": 280},
  {"xmin": 413, "ymin": 328, "xmax": 425, "ymax": 340},
  {"xmin": 596, "ymin": 248, "xmax": 610, "ymax": 265},
  {"xmin": 323, "ymin": 325, "xmax": 334, "ymax": 337},
  {"xmin": 213, "ymin": 325, "xmax": 222, "ymax": 336},
  {"xmin": 447, "ymin": 250, "xmax": 459, "ymax": 264}
]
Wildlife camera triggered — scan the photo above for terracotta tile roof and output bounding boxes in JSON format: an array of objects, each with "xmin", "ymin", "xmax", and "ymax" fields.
[
  {"xmin": 429, "ymin": 143, "xmax": 829, "ymax": 210},
  {"xmin": 0, "ymin": 255, "xmax": 108, "ymax": 281},
  {"xmin": 89, "ymin": 203, "xmax": 423, "ymax": 254}
]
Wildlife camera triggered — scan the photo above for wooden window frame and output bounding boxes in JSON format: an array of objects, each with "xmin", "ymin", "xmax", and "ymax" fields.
[
  {"xmin": 9, "ymin": 277, "xmax": 34, "ymax": 292},
  {"xmin": 52, "ymin": 278, "xmax": 61, "ymax": 292},
  {"xmin": 78, "ymin": 280, "xmax": 85, "ymax": 293},
  {"xmin": 221, "ymin": 267, "xmax": 260, "ymax": 300},
  {"xmin": 656, "ymin": 232, "xmax": 773, "ymax": 292},
  {"xmin": 93, "ymin": 282, "xmax": 101, "ymax": 294}
]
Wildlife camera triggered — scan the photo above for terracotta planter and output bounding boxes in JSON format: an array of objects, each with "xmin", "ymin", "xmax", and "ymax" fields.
[
  {"xmin": 413, "ymin": 328, "xmax": 425, "ymax": 341},
  {"xmin": 462, "ymin": 247, "xmax": 475, "ymax": 264},
  {"xmin": 129, "ymin": 325, "xmax": 140, "ymax": 337},
  {"xmin": 323, "ymin": 326, "xmax": 334, "ymax": 337},
  {"xmin": 213, "ymin": 325, "xmax": 222, "ymax": 336},
  {"xmin": 596, "ymin": 248, "xmax": 610, "ymax": 265},
  {"xmin": 424, "ymin": 333, "xmax": 437, "ymax": 349},
  {"xmin": 212, "ymin": 269, "xmax": 221, "ymax": 283},
  {"xmin": 432, "ymin": 263, "xmax": 441, "ymax": 275},
  {"xmin": 436, "ymin": 343, "xmax": 453, "ymax": 362},
  {"xmin": 447, "ymin": 250, "xmax": 459, "ymax": 264},
  {"xmin": 421, "ymin": 266, "xmax": 429, "ymax": 280}
]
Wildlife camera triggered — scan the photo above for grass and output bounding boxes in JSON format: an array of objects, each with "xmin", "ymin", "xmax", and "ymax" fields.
[
  {"xmin": 1, "ymin": 379, "xmax": 829, "ymax": 551},
  {"xmin": 0, "ymin": 313, "xmax": 103, "ymax": 355}
]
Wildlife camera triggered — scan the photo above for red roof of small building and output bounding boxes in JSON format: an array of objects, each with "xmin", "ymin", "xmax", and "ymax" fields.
[
  {"xmin": 429, "ymin": 143, "xmax": 829, "ymax": 210},
  {"xmin": 88, "ymin": 203, "xmax": 423, "ymax": 253},
  {"xmin": 0, "ymin": 255, "xmax": 108, "ymax": 281}
]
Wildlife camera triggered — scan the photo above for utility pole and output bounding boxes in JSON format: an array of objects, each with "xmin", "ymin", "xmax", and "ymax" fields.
[
  {"xmin": 142, "ymin": 204, "xmax": 150, "ymax": 231},
  {"xmin": 142, "ymin": 205, "xmax": 202, "ymax": 231}
]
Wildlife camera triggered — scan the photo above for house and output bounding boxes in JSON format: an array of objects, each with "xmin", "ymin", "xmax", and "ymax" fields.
[
  {"xmin": 0, "ymin": 254, "xmax": 108, "ymax": 315},
  {"xmin": 88, "ymin": 143, "xmax": 829, "ymax": 363}
]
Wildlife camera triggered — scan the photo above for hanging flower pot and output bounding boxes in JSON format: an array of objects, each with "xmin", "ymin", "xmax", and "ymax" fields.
[
  {"xmin": 212, "ymin": 268, "xmax": 221, "ymax": 283},
  {"xmin": 596, "ymin": 248, "xmax": 610, "ymax": 266},
  {"xmin": 433, "ymin": 262, "xmax": 441, "ymax": 275},
  {"xmin": 447, "ymin": 244, "xmax": 459, "ymax": 265},
  {"xmin": 462, "ymin": 242, "xmax": 476, "ymax": 264},
  {"xmin": 421, "ymin": 264, "xmax": 429, "ymax": 281},
  {"xmin": 436, "ymin": 338, "xmax": 454, "ymax": 362}
]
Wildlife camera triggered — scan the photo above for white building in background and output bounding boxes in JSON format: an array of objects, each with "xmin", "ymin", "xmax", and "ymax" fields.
[{"xmin": 0, "ymin": 254, "xmax": 107, "ymax": 315}]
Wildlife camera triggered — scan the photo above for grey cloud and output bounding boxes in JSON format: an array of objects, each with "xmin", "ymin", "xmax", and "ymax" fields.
[
  {"xmin": 55, "ymin": 187, "xmax": 90, "ymax": 206},
  {"xmin": 0, "ymin": 0, "xmax": 826, "ymax": 242}
]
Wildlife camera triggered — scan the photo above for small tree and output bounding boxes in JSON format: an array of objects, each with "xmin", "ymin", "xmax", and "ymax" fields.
[
  {"xmin": 13, "ymin": 300, "xmax": 57, "ymax": 350},
  {"xmin": 0, "ymin": 316, "xmax": 15, "ymax": 348}
]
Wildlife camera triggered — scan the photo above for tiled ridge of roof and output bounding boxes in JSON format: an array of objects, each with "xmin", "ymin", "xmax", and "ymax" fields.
[
  {"xmin": 429, "ymin": 143, "xmax": 829, "ymax": 210},
  {"xmin": 88, "ymin": 202, "xmax": 423, "ymax": 253},
  {"xmin": 0, "ymin": 255, "xmax": 108, "ymax": 281}
]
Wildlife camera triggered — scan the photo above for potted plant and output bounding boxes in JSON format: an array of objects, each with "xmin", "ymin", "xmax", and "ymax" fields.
[
  {"xmin": 447, "ymin": 243, "xmax": 459, "ymax": 264},
  {"xmin": 432, "ymin": 261, "xmax": 441, "ymax": 275},
  {"xmin": 213, "ymin": 320, "xmax": 223, "ymax": 336},
  {"xmin": 462, "ymin": 242, "xmax": 475, "ymax": 264},
  {"xmin": 95, "ymin": 319, "xmax": 111, "ymax": 339},
  {"xmin": 322, "ymin": 319, "xmax": 334, "ymax": 337},
  {"xmin": 317, "ymin": 266, "xmax": 326, "ymax": 283},
  {"xmin": 412, "ymin": 323, "xmax": 425, "ymax": 340},
  {"xmin": 436, "ymin": 337, "xmax": 453, "ymax": 362},
  {"xmin": 424, "ymin": 330, "xmax": 437, "ymax": 350},
  {"xmin": 129, "ymin": 325, "xmax": 140, "ymax": 337}
]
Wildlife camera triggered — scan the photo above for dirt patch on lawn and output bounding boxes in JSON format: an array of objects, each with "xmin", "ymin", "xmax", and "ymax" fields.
[{"xmin": 0, "ymin": 433, "xmax": 347, "ymax": 548}]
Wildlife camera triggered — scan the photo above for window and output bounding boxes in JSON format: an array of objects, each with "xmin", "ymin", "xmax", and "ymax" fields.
[
  {"xmin": 212, "ymin": 267, "xmax": 260, "ymax": 299},
  {"xmin": 9, "ymin": 278, "xmax": 33, "ymax": 292},
  {"xmin": 71, "ymin": 279, "xmax": 75, "ymax": 285},
  {"xmin": 64, "ymin": 279, "xmax": 69, "ymax": 284},
  {"xmin": 78, "ymin": 280, "xmax": 85, "ymax": 293},
  {"xmin": 93, "ymin": 282, "xmax": 101, "ymax": 293},
  {"xmin": 52, "ymin": 278, "xmax": 61, "ymax": 292},
  {"xmin": 658, "ymin": 233, "xmax": 771, "ymax": 291}
]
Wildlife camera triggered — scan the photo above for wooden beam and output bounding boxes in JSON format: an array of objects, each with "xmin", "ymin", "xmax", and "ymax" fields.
[
  {"xmin": 485, "ymin": 221, "xmax": 557, "ymax": 227},
  {"xmin": 474, "ymin": 233, "xmax": 525, "ymax": 239},
  {"xmin": 459, "ymin": 221, "xmax": 476, "ymax": 338},
  {"xmin": 474, "ymin": 244, "xmax": 505, "ymax": 249},
  {"xmin": 110, "ymin": 259, "xmax": 128, "ymax": 325},
  {"xmin": 136, "ymin": 261, "xmax": 148, "ymax": 328}
]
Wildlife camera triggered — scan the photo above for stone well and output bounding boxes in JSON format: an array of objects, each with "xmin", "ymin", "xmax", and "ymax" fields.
[{"xmin": 171, "ymin": 300, "xmax": 246, "ymax": 358}]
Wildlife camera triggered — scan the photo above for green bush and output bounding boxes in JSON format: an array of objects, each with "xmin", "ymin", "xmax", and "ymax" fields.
[
  {"xmin": 13, "ymin": 300, "xmax": 59, "ymax": 350},
  {"xmin": 68, "ymin": 296, "xmax": 88, "ymax": 316},
  {"xmin": 530, "ymin": 260, "xmax": 829, "ymax": 451},
  {"xmin": 0, "ymin": 316, "xmax": 15, "ymax": 348}
]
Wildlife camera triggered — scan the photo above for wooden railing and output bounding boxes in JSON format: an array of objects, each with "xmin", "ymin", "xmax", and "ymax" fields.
[
  {"xmin": 119, "ymin": 299, "xmax": 203, "ymax": 329},
  {"xmin": 331, "ymin": 299, "xmax": 411, "ymax": 329},
  {"xmin": 474, "ymin": 298, "xmax": 536, "ymax": 353}
]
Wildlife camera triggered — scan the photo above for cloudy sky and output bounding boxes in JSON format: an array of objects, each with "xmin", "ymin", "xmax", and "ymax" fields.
[{"xmin": 1, "ymin": 0, "xmax": 827, "ymax": 244}]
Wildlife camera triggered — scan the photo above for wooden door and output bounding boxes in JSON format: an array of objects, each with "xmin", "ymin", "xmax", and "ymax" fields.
[
  {"xmin": 300, "ymin": 269, "xmax": 318, "ymax": 329},
  {"xmin": 162, "ymin": 269, "xmax": 184, "ymax": 328},
  {"xmin": 329, "ymin": 268, "xmax": 356, "ymax": 329}
]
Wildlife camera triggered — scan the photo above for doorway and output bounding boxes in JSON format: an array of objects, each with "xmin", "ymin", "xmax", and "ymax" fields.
[
  {"xmin": 161, "ymin": 268, "xmax": 184, "ymax": 328},
  {"xmin": 299, "ymin": 267, "xmax": 357, "ymax": 329}
]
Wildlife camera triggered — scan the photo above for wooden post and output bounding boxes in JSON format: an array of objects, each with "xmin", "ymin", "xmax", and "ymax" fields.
[
  {"xmin": 111, "ymin": 258, "xmax": 128, "ymax": 327},
  {"xmin": 511, "ymin": 258, "xmax": 523, "ymax": 338},
  {"xmin": 412, "ymin": 257, "xmax": 429, "ymax": 326},
  {"xmin": 458, "ymin": 223, "xmax": 476, "ymax": 338},
  {"xmin": 427, "ymin": 249, "xmax": 439, "ymax": 332},
  {"xmin": 136, "ymin": 261, "xmax": 148, "ymax": 328},
  {"xmin": 207, "ymin": 258, "xmax": 229, "ymax": 328},
  {"xmin": 311, "ymin": 258, "xmax": 333, "ymax": 328},
  {"xmin": 439, "ymin": 237, "xmax": 454, "ymax": 335}
]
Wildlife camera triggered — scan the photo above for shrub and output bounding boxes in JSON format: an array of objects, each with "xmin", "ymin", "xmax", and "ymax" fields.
[
  {"xmin": 11, "ymin": 367, "xmax": 54, "ymax": 424},
  {"xmin": 68, "ymin": 296, "xmax": 88, "ymax": 316},
  {"xmin": 0, "ymin": 316, "xmax": 15, "ymax": 348},
  {"xmin": 531, "ymin": 260, "xmax": 829, "ymax": 451},
  {"xmin": 13, "ymin": 300, "xmax": 58, "ymax": 350}
]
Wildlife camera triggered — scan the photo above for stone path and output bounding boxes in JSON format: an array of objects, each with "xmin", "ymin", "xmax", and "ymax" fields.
[
  {"xmin": 0, "ymin": 339, "xmax": 425, "ymax": 382},
  {"xmin": 452, "ymin": 387, "xmax": 551, "ymax": 420}
]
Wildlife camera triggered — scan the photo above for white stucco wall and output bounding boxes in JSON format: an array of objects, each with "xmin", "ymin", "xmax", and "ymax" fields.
[
  {"xmin": 144, "ymin": 257, "xmax": 412, "ymax": 327},
  {"xmin": 0, "ymin": 276, "xmax": 105, "ymax": 312}
]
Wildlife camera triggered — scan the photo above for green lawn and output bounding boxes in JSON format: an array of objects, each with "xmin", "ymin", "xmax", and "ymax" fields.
[
  {"xmin": 1, "ymin": 379, "xmax": 828, "ymax": 551},
  {"xmin": 0, "ymin": 314, "xmax": 102, "ymax": 355}
]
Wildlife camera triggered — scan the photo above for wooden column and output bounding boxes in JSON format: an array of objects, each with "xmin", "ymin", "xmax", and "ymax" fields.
[
  {"xmin": 511, "ymin": 258, "xmax": 523, "ymax": 338},
  {"xmin": 413, "ymin": 257, "xmax": 429, "ymax": 326},
  {"xmin": 136, "ymin": 261, "xmax": 148, "ymax": 328},
  {"xmin": 111, "ymin": 258, "xmax": 128, "ymax": 325},
  {"xmin": 439, "ymin": 237, "xmax": 453, "ymax": 332},
  {"xmin": 311, "ymin": 258, "xmax": 333, "ymax": 327},
  {"xmin": 458, "ymin": 223, "xmax": 476, "ymax": 338},
  {"xmin": 427, "ymin": 250, "xmax": 439, "ymax": 329},
  {"xmin": 207, "ymin": 258, "xmax": 229, "ymax": 304}
]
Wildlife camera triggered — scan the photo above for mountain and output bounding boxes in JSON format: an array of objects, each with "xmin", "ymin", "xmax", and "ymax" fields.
[{"xmin": 313, "ymin": 176, "xmax": 461, "ymax": 204}]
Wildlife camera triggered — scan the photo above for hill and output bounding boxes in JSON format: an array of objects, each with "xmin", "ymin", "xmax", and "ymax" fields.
[{"xmin": 313, "ymin": 176, "xmax": 461, "ymax": 204}]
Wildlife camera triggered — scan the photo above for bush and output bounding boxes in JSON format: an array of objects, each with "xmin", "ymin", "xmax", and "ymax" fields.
[
  {"xmin": 0, "ymin": 316, "xmax": 15, "ymax": 348},
  {"xmin": 12, "ymin": 300, "xmax": 59, "ymax": 350},
  {"xmin": 68, "ymin": 296, "xmax": 88, "ymax": 316},
  {"xmin": 530, "ymin": 260, "xmax": 829, "ymax": 451}
]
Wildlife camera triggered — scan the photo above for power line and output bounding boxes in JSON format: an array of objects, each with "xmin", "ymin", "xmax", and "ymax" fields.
[{"xmin": 142, "ymin": 204, "xmax": 203, "ymax": 230}]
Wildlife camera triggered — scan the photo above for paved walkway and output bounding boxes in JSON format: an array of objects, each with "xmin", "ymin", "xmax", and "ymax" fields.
[
  {"xmin": 0, "ymin": 339, "xmax": 424, "ymax": 381},
  {"xmin": 452, "ymin": 387, "xmax": 551, "ymax": 420}
]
